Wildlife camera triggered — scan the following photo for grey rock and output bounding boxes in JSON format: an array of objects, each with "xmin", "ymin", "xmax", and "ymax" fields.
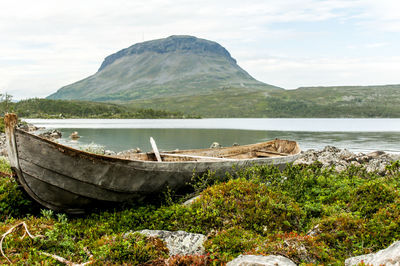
[
  {"xmin": 345, "ymin": 240, "xmax": 400, "ymax": 266},
  {"xmin": 210, "ymin": 142, "xmax": 221, "ymax": 149},
  {"xmin": 182, "ymin": 195, "xmax": 201, "ymax": 206},
  {"xmin": 390, "ymin": 154, "xmax": 400, "ymax": 161},
  {"xmin": 132, "ymin": 230, "xmax": 206, "ymax": 256},
  {"xmin": 322, "ymin": 145, "xmax": 341, "ymax": 153},
  {"xmin": 18, "ymin": 123, "xmax": 39, "ymax": 132},
  {"xmin": 294, "ymin": 146, "xmax": 399, "ymax": 175},
  {"xmin": 70, "ymin": 131, "xmax": 80, "ymax": 139},
  {"xmin": 367, "ymin": 150, "xmax": 386, "ymax": 158},
  {"xmin": 0, "ymin": 133, "xmax": 7, "ymax": 156},
  {"xmin": 117, "ymin": 148, "xmax": 142, "ymax": 156},
  {"xmin": 99, "ymin": 35, "xmax": 236, "ymax": 71},
  {"xmin": 38, "ymin": 130, "xmax": 62, "ymax": 140},
  {"xmin": 227, "ymin": 255, "xmax": 296, "ymax": 266},
  {"xmin": 104, "ymin": 150, "xmax": 116, "ymax": 156}
]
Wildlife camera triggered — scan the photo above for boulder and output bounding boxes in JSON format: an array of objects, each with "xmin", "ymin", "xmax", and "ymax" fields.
[
  {"xmin": 18, "ymin": 123, "xmax": 39, "ymax": 132},
  {"xmin": 38, "ymin": 130, "xmax": 62, "ymax": 141},
  {"xmin": 70, "ymin": 131, "xmax": 80, "ymax": 139},
  {"xmin": 345, "ymin": 240, "xmax": 400, "ymax": 266},
  {"xmin": 0, "ymin": 133, "xmax": 7, "ymax": 156},
  {"xmin": 130, "ymin": 230, "xmax": 206, "ymax": 256},
  {"xmin": 227, "ymin": 255, "xmax": 296, "ymax": 266},
  {"xmin": 210, "ymin": 142, "xmax": 221, "ymax": 149},
  {"xmin": 295, "ymin": 146, "xmax": 398, "ymax": 175}
]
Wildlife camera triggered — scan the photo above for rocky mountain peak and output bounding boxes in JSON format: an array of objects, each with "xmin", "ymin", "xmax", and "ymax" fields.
[{"xmin": 98, "ymin": 35, "xmax": 236, "ymax": 71}]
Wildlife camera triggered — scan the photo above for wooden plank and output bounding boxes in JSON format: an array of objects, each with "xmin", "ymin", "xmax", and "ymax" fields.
[
  {"xmin": 160, "ymin": 153, "xmax": 236, "ymax": 161},
  {"xmin": 4, "ymin": 113, "xmax": 20, "ymax": 170},
  {"xmin": 19, "ymin": 158, "xmax": 137, "ymax": 202},
  {"xmin": 255, "ymin": 149, "xmax": 289, "ymax": 156},
  {"xmin": 150, "ymin": 137, "xmax": 162, "ymax": 162}
]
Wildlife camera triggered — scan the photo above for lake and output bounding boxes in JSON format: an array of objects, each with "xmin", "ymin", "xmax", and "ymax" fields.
[{"xmin": 24, "ymin": 118, "xmax": 400, "ymax": 153}]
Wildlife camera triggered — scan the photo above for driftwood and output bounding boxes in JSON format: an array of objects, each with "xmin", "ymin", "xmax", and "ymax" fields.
[
  {"xmin": 0, "ymin": 222, "xmax": 44, "ymax": 263},
  {"xmin": 0, "ymin": 222, "xmax": 92, "ymax": 265},
  {"xmin": 40, "ymin": 251, "xmax": 92, "ymax": 266}
]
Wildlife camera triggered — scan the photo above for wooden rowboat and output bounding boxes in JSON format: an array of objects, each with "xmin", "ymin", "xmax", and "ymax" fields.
[{"xmin": 4, "ymin": 114, "xmax": 301, "ymax": 214}]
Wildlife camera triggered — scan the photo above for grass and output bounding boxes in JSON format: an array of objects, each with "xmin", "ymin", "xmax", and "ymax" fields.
[{"xmin": 1, "ymin": 159, "xmax": 400, "ymax": 264}]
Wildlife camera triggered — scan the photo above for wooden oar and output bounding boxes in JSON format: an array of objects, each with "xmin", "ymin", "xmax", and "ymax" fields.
[{"xmin": 150, "ymin": 137, "xmax": 162, "ymax": 162}]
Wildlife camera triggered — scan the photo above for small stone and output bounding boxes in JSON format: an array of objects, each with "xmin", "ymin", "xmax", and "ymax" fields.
[
  {"xmin": 322, "ymin": 145, "xmax": 341, "ymax": 153},
  {"xmin": 210, "ymin": 142, "xmax": 221, "ymax": 149},
  {"xmin": 367, "ymin": 150, "xmax": 386, "ymax": 159},
  {"xmin": 182, "ymin": 195, "xmax": 201, "ymax": 206},
  {"xmin": 104, "ymin": 150, "xmax": 116, "ymax": 156},
  {"xmin": 50, "ymin": 130, "xmax": 62, "ymax": 139},
  {"xmin": 232, "ymin": 142, "xmax": 240, "ymax": 146},
  {"xmin": 227, "ymin": 254, "xmax": 296, "ymax": 266},
  {"xmin": 70, "ymin": 131, "xmax": 80, "ymax": 139}
]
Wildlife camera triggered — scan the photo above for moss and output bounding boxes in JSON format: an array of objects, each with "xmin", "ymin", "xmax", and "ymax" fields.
[
  {"xmin": 0, "ymin": 176, "xmax": 40, "ymax": 220},
  {"xmin": 367, "ymin": 198, "xmax": 400, "ymax": 248},
  {"xmin": 349, "ymin": 179, "xmax": 399, "ymax": 218},
  {"xmin": 188, "ymin": 178, "xmax": 304, "ymax": 234},
  {"xmin": 204, "ymin": 226, "xmax": 262, "ymax": 262},
  {"xmin": 90, "ymin": 233, "xmax": 169, "ymax": 264},
  {"xmin": 250, "ymin": 232, "xmax": 335, "ymax": 264}
]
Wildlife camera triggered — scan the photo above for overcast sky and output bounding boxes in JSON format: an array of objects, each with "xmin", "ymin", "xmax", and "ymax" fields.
[{"xmin": 1, "ymin": 0, "xmax": 400, "ymax": 99}]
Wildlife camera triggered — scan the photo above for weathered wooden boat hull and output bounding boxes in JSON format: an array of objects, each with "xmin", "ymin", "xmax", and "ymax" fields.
[{"xmin": 5, "ymin": 114, "xmax": 301, "ymax": 214}]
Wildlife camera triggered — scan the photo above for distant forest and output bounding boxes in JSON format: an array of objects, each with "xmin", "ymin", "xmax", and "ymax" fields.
[{"xmin": 0, "ymin": 95, "xmax": 198, "ymax": 119}]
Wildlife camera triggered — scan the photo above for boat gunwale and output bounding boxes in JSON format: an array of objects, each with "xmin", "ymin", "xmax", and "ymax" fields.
[{"xmin": 16, "ymin": 128, "xmax": 301, "ymax": 164}]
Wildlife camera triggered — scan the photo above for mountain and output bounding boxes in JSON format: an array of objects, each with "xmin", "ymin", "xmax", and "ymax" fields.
[
  {"xmin": 47, "ymin": 35, "xmax": 280, "ymax": 101},
  {"xmin": 126, "ymin": 84, "xmax": 400, "ymax": 117}
]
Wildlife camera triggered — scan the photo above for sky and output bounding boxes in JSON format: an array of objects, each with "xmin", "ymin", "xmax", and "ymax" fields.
[{"xmin": 1, "ymin": 0, "xmax": 400, "ymax": 100}]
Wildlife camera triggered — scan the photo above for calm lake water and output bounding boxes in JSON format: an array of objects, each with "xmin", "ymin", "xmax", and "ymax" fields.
[{"xmin": 24, "ymin": 118, "xmax": 400, "ymax": 153}]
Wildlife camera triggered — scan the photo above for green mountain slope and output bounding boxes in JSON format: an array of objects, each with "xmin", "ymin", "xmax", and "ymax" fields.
[
  {"xmin": 47, "ymin": 35, "xmax": 280, "ymax": 101},
  {"xmin": 126, "ymin": 84, "xmax": 400, "ymax": 117}
]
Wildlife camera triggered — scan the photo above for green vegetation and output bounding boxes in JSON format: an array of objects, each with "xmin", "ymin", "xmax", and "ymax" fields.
[
  {"xmin": 1, "ymin": 159, "xmax": 400, "ymax": 264},
  {"xmin": 127, "ymin": 84, "xmax": 400, "ymax": 117},
  {"xmin": 0, "ymin": 98, "xmax": 198, "ymax": 119}
]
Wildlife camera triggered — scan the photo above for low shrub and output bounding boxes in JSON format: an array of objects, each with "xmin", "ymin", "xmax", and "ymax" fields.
[
  {"xmin": 1, "ymin": 161, "xmax": 400, "ymax": 264},
  {"xmin": 188, "ymin": 178, "xmax": 304, "ymax": 234}
]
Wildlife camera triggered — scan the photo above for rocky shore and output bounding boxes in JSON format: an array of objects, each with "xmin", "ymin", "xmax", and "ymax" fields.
[{"xmin": 294, "ymin": 145, "xmax": 400, "ymax": 174}]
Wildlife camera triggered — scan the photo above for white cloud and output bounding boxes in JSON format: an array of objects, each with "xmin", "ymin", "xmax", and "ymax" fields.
[
  {"xmin": 242, "ymin": 55, "xmax": 400, "ymax": 89},
  {"xmin": 0, "ymin": 0, "xmax": 399, "ymax": 99},
  {"xmin": 365, "ymin": 42, "xmax": 389, "ymax": 49}
]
